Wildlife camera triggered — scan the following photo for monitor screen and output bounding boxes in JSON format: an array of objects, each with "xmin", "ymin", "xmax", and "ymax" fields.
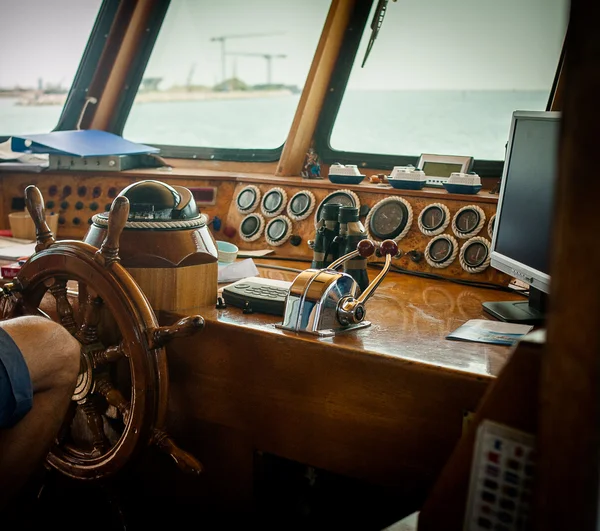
[{"xmin": 483, "ymin": 110, "xmax": 560, "ymax": 324}]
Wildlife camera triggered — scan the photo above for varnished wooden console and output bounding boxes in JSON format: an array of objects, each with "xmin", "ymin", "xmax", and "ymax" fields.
[{"xmin": 155, "ymin": 259, "xmax": 526, "ymax": 507}]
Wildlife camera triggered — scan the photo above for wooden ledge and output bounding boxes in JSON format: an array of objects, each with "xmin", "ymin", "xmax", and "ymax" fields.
[{"xmin": 163, "ymin": 261, "xmax": 525, "ymax": 380}]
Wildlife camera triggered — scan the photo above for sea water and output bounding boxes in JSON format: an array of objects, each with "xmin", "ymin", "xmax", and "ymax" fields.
[{"xmin": 0, "ymin": 90, "xmax": 549, "ymax": 162}]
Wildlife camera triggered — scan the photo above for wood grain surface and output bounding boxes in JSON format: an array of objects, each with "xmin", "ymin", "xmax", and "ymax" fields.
[
  {"xmin": 155, "ymin": 260, "xmax": 526, "ymax": 498},
  {"xmin": 0, "ymin": 172, "xmax": 509, "ymax": 285}
]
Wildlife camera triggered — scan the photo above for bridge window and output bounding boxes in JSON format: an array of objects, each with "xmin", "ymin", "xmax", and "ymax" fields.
[
  {"xmin": 316, "ymin": 0, "xmax": 569, "ymax": 176},
  {"xmin": 120, "ymin": 0, "xmax": 331, "ymax": 160},
  {"xmin": 0, "ymin": 0, "xmax": 104, "ymax": 136}
]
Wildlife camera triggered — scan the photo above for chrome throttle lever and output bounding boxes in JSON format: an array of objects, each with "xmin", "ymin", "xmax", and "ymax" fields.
[
  {"xmin": 333, "ymin": 239, "xmax": 398, "ymax": 326},
  {"xmin": 276, "ymin": 239, "xmax": 398, "ymax": 337}
]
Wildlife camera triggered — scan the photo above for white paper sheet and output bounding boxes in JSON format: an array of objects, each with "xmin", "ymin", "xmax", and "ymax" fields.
[
  {"xmin": 446, "ymin": 319, "xmax": 534, "ymax": 346},
  {"xmin": 0, "ymin": 242, "xmax": 37, "ymax": 260},
  {"xmin": 217, "ymin": 258, "xmax": 259, "ymax": 283}
]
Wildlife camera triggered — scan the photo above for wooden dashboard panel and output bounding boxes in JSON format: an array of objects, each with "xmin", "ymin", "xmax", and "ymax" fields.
[
  {"xmin": 0, "ymin": 170, "xmax": 509, "ymax": 285},
  {"xmin": 223, "ymin": 180, "xmax": 507, "ymax": 285}
]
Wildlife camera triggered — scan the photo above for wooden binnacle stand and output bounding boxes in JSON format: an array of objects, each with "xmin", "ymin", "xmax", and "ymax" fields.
[
  {"xmin": 83, "ymin": 179, "xmax": 219, "ymax": 316},
  {"xmin": 0, "ymin": 185, "xmax": 205, "ymax": 480}
]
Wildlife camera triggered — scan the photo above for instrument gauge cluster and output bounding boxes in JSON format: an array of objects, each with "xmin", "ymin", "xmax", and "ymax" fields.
[
  {"xmin": 365, "ymin": 196, "xmax": 413, "ymax": 243},
  {"xmin": 452, "ymin": 205, "xmax": 486, "ymax": 239},
  {"xmin": 230, "ymin": 183, "xmax": 500, "ymax": 281},
  {"xmin": 459, "ymin": 236, "xmax": 491, "ymax": 273},
  {"xmin": 418, "ymin": 203, "xmax": 450, "ymax": 236},
  {"xmin": 424, "ymin": 234, "xmax": 459, "ymax": 269},
  {"xmin": 265, "ymin": 215, "xmax": 293, "ymax": 247},
  {"xmin": 261, "ymin": 187, "xmax": 288, "ymax": 218},
  {"xmin": 235, "ymin": 185, "xmax": 261, "ymax": 214},
  {"xmin": 239, "ymin": 213, "xmax": 265, "ymax": 242},
  {"xmin": 287, "ymin": 190, "xmax": 315, "ymax": 221}
]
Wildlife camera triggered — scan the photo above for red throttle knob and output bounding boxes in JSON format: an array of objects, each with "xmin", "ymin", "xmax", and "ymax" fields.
[
  {"xmin": 357, "ymin": 239, "xmax": 376, "ymax": 258},
  {"xmin": 380, "ymin": 239, "xmax": 398, "ymax": 257}
]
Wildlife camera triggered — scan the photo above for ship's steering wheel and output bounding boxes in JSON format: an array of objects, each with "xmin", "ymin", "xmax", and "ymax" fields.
[{"xmin": 1, "ymin": 186, "xmax": 203, "ymax": 480}]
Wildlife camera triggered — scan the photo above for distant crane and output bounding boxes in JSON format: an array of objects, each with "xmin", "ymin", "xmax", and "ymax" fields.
[
  {"xmin": 209, "ymin": 33, "xmax": 283, "ymax": 86},
  {"xmin": 186, "ymin": 63, "xmax": 196, "ymax": 90},
  {"xmin": 226, "ymin": 53, "xmax": 287, "ymax": 85}
]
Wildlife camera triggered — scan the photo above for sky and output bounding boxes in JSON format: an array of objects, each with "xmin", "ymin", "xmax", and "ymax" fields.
[{"xmin": 0, "ymin": 0, "xmax": 569, "ymax": 91}]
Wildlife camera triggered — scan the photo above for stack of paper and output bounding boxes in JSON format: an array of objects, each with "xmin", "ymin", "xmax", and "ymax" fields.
[
  {"xmin": 446, "ymin": 319, "xmax": 534, "ymax": 346},
  {"xmin": 0, "ymin": 241, "xmax": 37, "ymax": 261}
]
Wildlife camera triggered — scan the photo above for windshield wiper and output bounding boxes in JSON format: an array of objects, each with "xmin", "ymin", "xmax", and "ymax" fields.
[
  {"xmin": 360, "ymin": 0, "xmax": 396, "ymax": 68},
  {"xmin": 362, "ymin": 0, "xmax": 396, "ymax": 68}
]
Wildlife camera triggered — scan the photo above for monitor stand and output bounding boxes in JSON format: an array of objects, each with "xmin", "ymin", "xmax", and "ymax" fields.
[{"xmin": 482, "ymin": 286, "xmax": 547, "ymax": 325}]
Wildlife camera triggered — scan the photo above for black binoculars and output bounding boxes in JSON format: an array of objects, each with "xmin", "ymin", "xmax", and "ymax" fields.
[{"xmin": 310, "ymin": 203, "xmax": 369, "ymax": 292}]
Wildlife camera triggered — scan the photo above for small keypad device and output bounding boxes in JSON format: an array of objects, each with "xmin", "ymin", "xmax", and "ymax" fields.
[
  {"xmin": 464, "ymin": 419, "xmax": 536, "ymax": 531},
  {"xmin": 222, "ymin": 277, "xmax": 291, "ymax": 316}
]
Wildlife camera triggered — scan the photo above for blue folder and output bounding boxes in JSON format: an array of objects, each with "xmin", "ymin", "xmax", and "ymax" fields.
[{"xmin": 10, "ymin": 129, "xmax": 160, "ymax": 157}]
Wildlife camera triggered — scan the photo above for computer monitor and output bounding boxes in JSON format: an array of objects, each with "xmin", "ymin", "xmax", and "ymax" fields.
[{"xmin": 482, "ymin": 110, "xmax": 560, "ymax": 325}]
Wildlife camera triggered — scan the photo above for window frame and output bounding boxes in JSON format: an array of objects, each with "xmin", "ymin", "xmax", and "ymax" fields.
[
  {"xmin": 106, "ymin": 0, "xmax": 299, "ymax": 163},
  {"xmin": 313, "ymin": 0, "xmax": 563, "ymax": 178},
  {"xmin": 55, "ymin": 0, "xmax": 123, "ymax": 131}
]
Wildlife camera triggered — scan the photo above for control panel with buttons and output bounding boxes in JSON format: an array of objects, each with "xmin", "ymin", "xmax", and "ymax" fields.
[{"xmin": 222, "ymin": 277, "xmax": 292, "ymax": 316}]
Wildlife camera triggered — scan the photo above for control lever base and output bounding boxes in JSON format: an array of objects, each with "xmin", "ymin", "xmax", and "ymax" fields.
[
  {"xmin": 275, "ymin": 320, "xmax": 371, "ymax": 338},
  {"xmin": 276, "ymin": 239, "xmax": 396, "ymax": 337}
]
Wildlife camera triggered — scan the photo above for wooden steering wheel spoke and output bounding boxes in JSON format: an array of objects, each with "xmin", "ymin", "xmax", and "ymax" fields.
[
  {"xmin": 94, "ymin": 378, "xmax": 131, "ymax": 424},
  {"xmin": 153, "ymin": 429, "xmax": 203, "ymax": 475},
  {"xmin": 79, "ymin": 398, "xmax": 110, "ymax": 457},
  {"xmin": 25, "ymin": 185, "xmax": 56, "ymax": 251},
  {"xmin": 90, "ymin": 340, "xmax": 128, "ymax": 368},
  {"xmin": 47, "ymin": 277, "xmax": 78, "ymax": 334},
  {"xmin": 95, "ymin": 195, "xmax": 129, "ymax": 268},
  {"xmin": 149, "ymin": 315, "xmax": 205, "ymax": 349},
  {"xmin": 76, "ymin": 294, "xmax": 104, "ymax": 345}
]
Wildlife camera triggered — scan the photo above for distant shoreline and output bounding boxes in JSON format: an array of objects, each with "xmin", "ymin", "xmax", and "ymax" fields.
[{"xmin": 0, "ymin": 88, "xmax": 296, "ymax": 106}]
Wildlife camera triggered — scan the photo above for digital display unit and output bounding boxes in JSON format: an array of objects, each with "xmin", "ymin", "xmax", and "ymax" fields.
[{"xmin": 482, "ymin": 110, "xmax": 561, "ymax": 325}]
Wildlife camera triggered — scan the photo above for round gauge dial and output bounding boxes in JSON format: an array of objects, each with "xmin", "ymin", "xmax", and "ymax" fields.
[
  {"xmin": 418, "ymin": 203, "xmax": 450, "ymax": 236},
  {"xmin": 459, "ymin": 236, "xmax": 491, "ymax": 273},
  {"xmin": 261, "ymin": 187, "xmax": 287, "ymax": 218},
  {"xmin": 365, "ymin": 196, "xmax": 413, "ymax": 243},
  {"xmin": 236, "ymin": 185, "xmax": 261, "ymax": 213},
  {"xmin": 287, "ymin": 190, "xmax": 315, "ymax": 221},
  {"xmin": 424, "ymin": 234, "xmax": 458, "ymax": 269},
  {"xmin": 452, "ymin": 205, "xmax": 485, "ymax": 239},
  {"xmin": 265, "ymin": 215, "xmax": 292, "ymax": 247},
  {"xmin": 239, "ymin": 213, "xmax": 265, "ymax": 242},
  {"xmin": 314, "ymin": 189, "xmax": 360, "ymax": 224},
  {"xmin": 488, "ymin": 214, "xmax": 496, "ymax": 239}
]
